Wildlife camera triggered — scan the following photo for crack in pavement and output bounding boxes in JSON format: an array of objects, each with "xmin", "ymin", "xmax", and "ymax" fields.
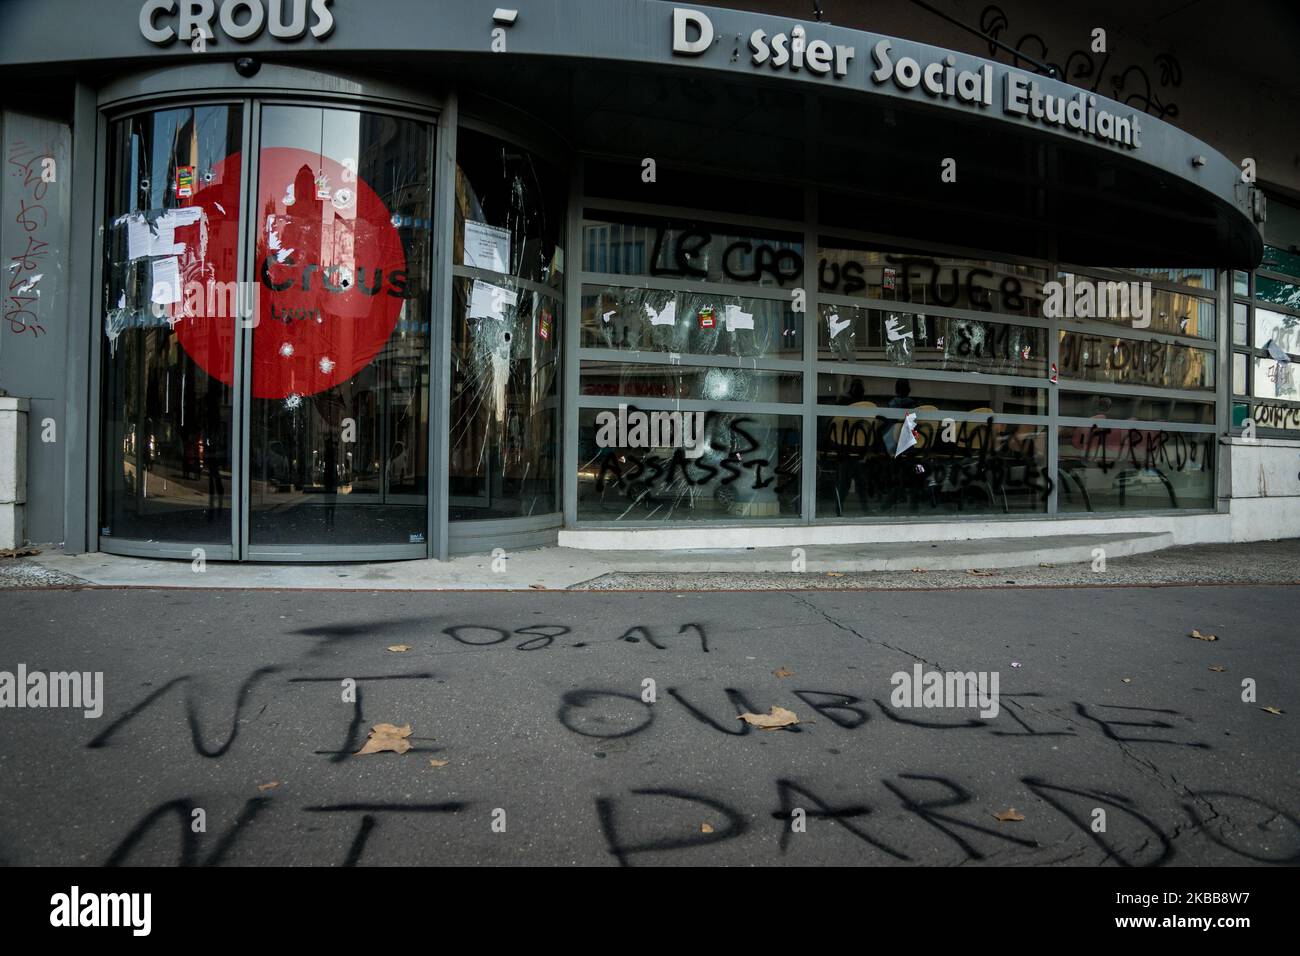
[{"xmin": 790, "ymin": 592, "xmax": 945, "ymax": 669}]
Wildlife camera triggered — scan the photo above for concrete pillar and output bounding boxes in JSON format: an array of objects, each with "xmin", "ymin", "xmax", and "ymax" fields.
[{"xmin": 0, "ymin": 396, "xmax": 30, "ymax": 549}]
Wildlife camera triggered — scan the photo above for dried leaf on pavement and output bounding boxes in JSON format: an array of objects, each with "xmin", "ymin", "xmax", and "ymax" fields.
[
  {"xmin": 773, "ymin": 666, "xmax": 794, "ymax": 678},
  {"xmin": 356, "ymin": 723, "xmax": 413, "ymax": 756},
  {"xmin": 387, "ymin": 644, "xmax": 412, "ymax": 653},
  {"xmin": 992, "ymin": 808, "xmax": 1025, "ymax": 822},
  {"xmin": 257, "ymin": 781, "xmax": 280, "ymax": 791},
  {"xmin": 1261, "ymin": 707, "xmax": 1284, "ymax": 716},
  {"xmin": 1209, "ymin": 665, "xmax": 1227, "ymax": 672},
  {"xmin": 736, "ymin": 706, "xmax": 800, "ymax": 730},
  {"xmin": 700, "ymin": 822, "xmax": 714, "ymax": 833},
  {"xmin": 428, "ymin": 758, "xmax": 449, "ymax": 768},
  {"xmin": 968, "ymin": 569, "xmax": 994, "ymax": 576},
  {"xmin": 1189, "ymin": 629, "xmax": 1218, "ymax": 641}
]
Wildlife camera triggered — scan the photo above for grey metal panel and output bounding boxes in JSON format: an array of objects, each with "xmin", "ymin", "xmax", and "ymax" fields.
[
  {"xmin": 96, "ymin": 62, "xmax": 444, "ymax": 113},
  {"xmin": 245, "ymin": 544, "xmax": 426, "ymax": 562},
  {"xmin": 101, "ymin": 539, "xmax": 236, "ymax": 561},
  {"xmin": 0, "ymin": 111, "xmax": 71, "ymax": 545},
  {"xmin": 431, "ymin": 93, "xmax": 458, "ymax": 560},
  {"xmin": 811, "ymin": 361, "xmax": 1049, "ymax": 392},
  {"xmin": 806, "ymin": 509, "xmax": 1214, "ymax": 526},
  {"xmin": 577, "ymin": 395, "xmax": 799, "ymax": 416},
  {"xmin": 1046, "ymin": 285, "xmax": 1061, "ymax": 515},
  {"xmin": 235, "ymin": 99, "xmax": 255, "ymax": 558},
  {"xmin": 563, "ymin": 161, "xmax": 583, "ymax": 527},
  {"xmin": 0, "ymin": 0, "xmax": 1256, "ymax": 229},
  {"xmin": 800, "ymin": 178, "xmax": 816, "ymax": 523},
  {"xmin": 64, "ymin": 83, "xmax": 97, "ymax": 552},
  {"xmin": 1215, "ymin": 267, "xmax": 1232, "ymax": 511},
  {"xmin": 816, "ymin": 406, "xmax": 1047, "ymax": 426},
  {"xmin": 577, "ymin": 347, "xmax": 803, "ymax": 372},
  {"xmin": 86, "ymin": 108, "xmax": 107, "ymax": 551},
  {"xmin": 1050, "ymin": 379, "xmax": 1215, "ymax": 404},
  {"xmin": 452, "ymin": 265, "xmax": 563, "ymax": 301},
  {"xmin": 1056, "ymin": 417, "xmax": 1218, "ymax": 434},
  {"xmin": 448, "ymin": 522, "xmax": 561, "ymax": 556},
  {"xmin": 578, "ymin": 271, "xmax": 802, "ymax": 302},
  {"xmin": 450, "ymin": 511, "xmax": 564, "ymax": 535}
]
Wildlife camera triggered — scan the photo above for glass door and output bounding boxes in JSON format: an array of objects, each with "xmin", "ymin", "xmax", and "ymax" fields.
[
  {"xmin": 99, "ymin": 104, "xmax": 244, "ymax": 554},
  {"xmin": 100, "ymin": 97, "xmax": 436, "ymax": 560},
  {"xmin": 244, "ymin": 104, "xmax": 435, "ymax": 556}
]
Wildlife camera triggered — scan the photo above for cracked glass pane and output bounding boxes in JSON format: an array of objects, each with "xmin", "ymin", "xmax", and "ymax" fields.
[
  {"xmin": 581, "ymin": 362, "xmax": 801, "ymax": 404},
  {"xmin": 248, "ymin": 106, "xmax": 433, "ymax": 546},
  {"xmin": 817, "ymin": 304, "xmax": 1046, "ymax": 377},
  {"xmin": 577, "ymin": 408, "xmax": 801, "ymax": 522},
  {"xmin": 582, "ymin": 286, "xmax": 800, "ymax": 359},
  {"xmin": 450, "ymin": 129, "xmax": 564, "ymax": 519}
]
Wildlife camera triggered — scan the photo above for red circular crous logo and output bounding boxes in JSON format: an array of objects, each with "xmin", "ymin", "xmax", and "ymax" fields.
[{"xmin": 171, "ymin": 148, "xmax": 409, "ymax": 399}]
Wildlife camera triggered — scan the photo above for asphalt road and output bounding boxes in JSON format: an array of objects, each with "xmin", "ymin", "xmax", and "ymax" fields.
[{"xmin": 0, "ymin": 585, "xmax": 1296, "ymax": 866}]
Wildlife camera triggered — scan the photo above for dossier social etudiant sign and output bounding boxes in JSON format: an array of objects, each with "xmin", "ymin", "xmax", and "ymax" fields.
[{"xmin": 670, "ymin": 7, "xmax": 1142, "ymax": 150}]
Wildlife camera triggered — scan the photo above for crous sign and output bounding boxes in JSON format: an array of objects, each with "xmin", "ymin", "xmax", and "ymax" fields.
[{"xmin": 170, "ymin": 147, "xmax": 410, "ymax": 400}]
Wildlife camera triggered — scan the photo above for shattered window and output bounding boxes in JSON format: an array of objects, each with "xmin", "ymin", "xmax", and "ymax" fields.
[
  {"xmin": 582, "ymin": 287, "xmax": 800, "ymax": 358},
  {"xmin": 450, "ymin": 129, "xmax": 564, "ymax": 519},
  {"xmin": 581, "ymin": 362, "xmax": 801, "ymax": 404},
  {"xmin": 576, "ymin": 211, "xmax": 805, "ymax": 523},
  {"xmin": 248, "ymin": 106, "xmax": 434, "ymax": 547},
  {"xmin": 577, "ymin": 408, "xmax": 802, "ymax": 523},
  {"xmin": 817, "ymin": 304, "xmax": 1046, "ymax": 378}
]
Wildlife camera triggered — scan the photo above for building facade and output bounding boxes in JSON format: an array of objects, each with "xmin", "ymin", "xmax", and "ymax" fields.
[{"xmin": 0, "ymin": 0, "xmax": 1297, "ymax": 560}]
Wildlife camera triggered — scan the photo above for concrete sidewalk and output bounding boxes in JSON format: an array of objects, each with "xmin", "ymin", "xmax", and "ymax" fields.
[{"xmin": 3, "ymin": 533, "xmax": 1300, "ymax": 591}]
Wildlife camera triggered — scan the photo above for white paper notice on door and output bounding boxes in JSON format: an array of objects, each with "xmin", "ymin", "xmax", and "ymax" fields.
[
  {"xmin": 724, "ymin": 304, "xmax": 755, "ymax": 332},
  {"xmin": 468, "ymin": 279, "xmax": 518, "ymax": 320},
  {"xmin": 126, "ymin": 215, "xmax": 151, "ymax": 261},
  {"xmin": 463, "ymin": 220, "xmax": 511, "ymax": 272},
  {"xmin": 150, "ymin": 256, "xmax": 182, "ymax": 305}
]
